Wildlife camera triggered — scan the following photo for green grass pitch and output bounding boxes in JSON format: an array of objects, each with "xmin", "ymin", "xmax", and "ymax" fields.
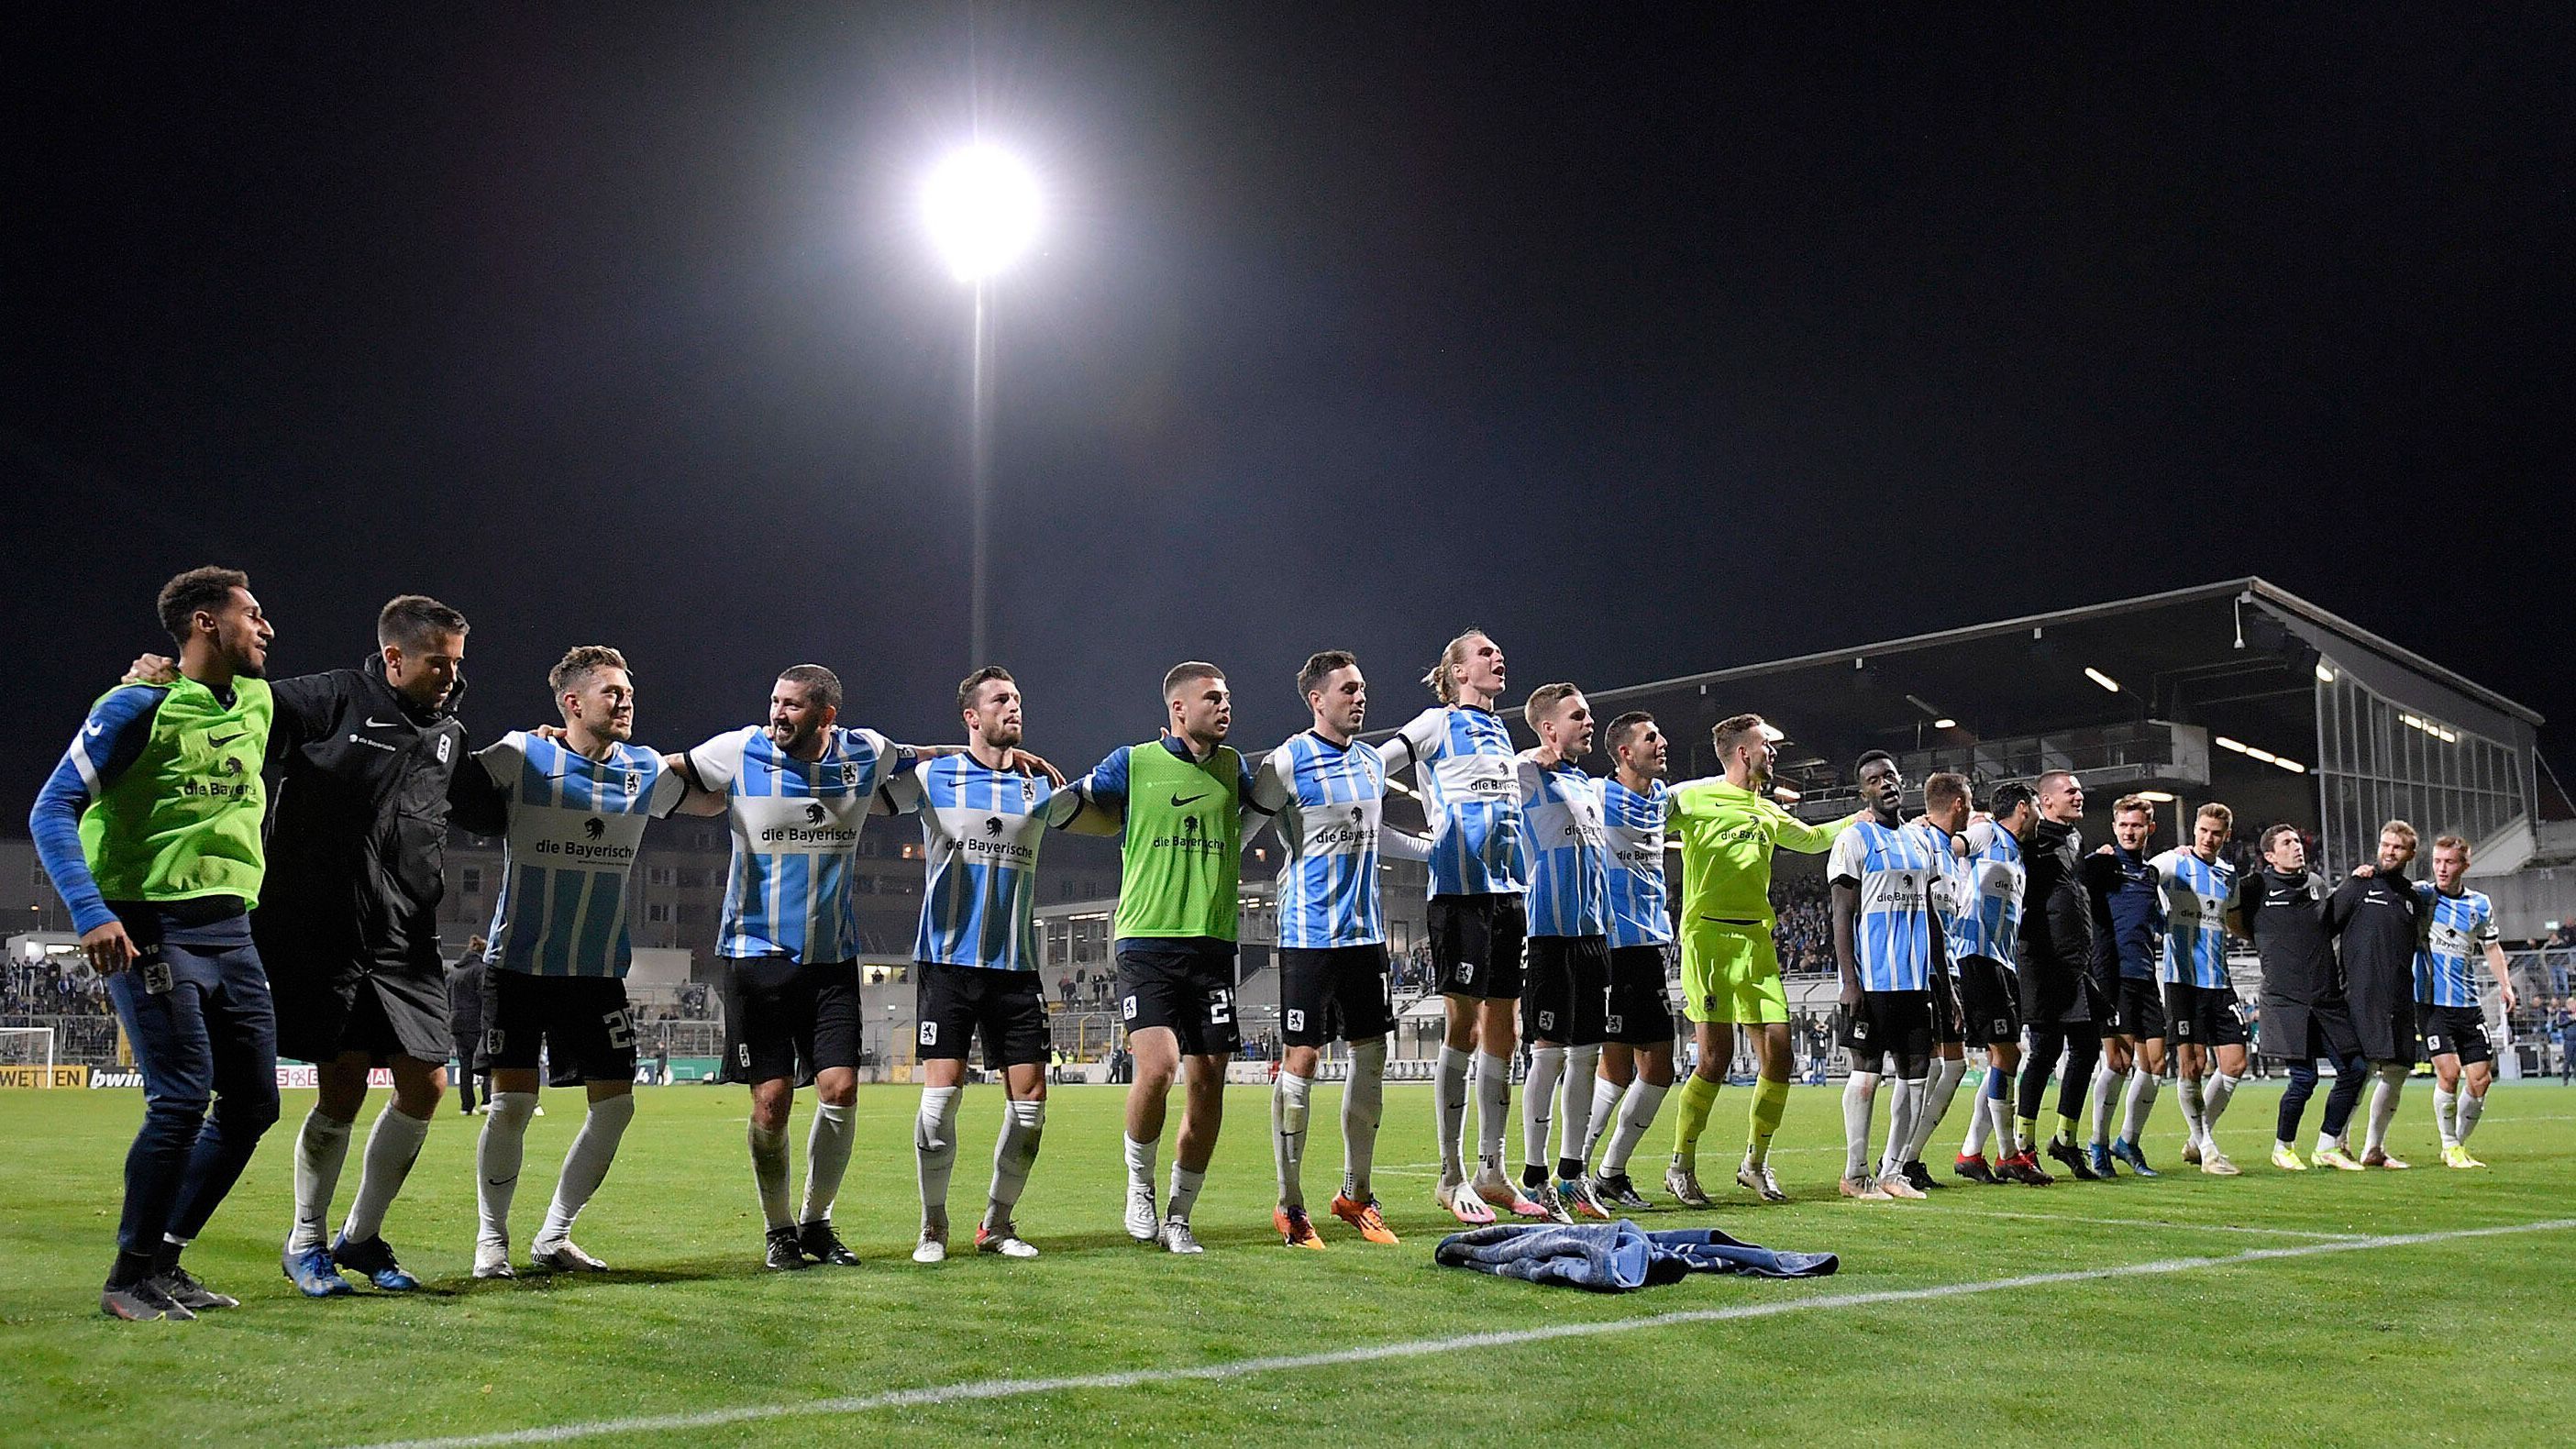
[{"xmin": 4, "ymin": 1078, "xmax": 2570, "ymax": 1446}]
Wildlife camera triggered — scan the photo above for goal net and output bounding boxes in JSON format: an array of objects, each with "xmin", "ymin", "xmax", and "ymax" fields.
[{"xmin": 0, "ymin": 1026, "xmax": 58, "ymax": 1078}]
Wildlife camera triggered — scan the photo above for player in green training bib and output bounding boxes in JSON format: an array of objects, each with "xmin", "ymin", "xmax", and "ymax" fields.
[
  {"xmin": 31, "ymin": 568, "xmax": 281, "ymax": 1321},
  {"xmin": 1069, "ymin": 661, "xmax": 1273, "ymax": 1254},
  {"xmin": 1664, "ymin": 713, "xmax": 1864, "ymax": 1207}
]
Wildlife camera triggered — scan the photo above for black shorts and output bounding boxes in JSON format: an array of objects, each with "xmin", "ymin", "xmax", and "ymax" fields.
[
  {"xmin": 1428, "ymin": 893, "xmax": 1526, "ymax": 1001},
  {"xmin": 1605, "ymin": 945, "xmax": 1676, "ymax": 1046},
  {"xmin": 2417, "ymin": 1002, "xmax": 2493, "ymax": 1067},
  {"xmin": 1929, "ymin": 970, "xmax": 1966, "ymax": 1046},
  {"xmin": 915, "ymin": 962, "xmax": 1050, "ymax": 1068},
  {"xmin": 1117, "ymin": 938, "xmax": 1242, "ymax": 1057},
  {"xmin": 480, "ymin": 970, "xmax": 636, "ymax": 1084},
  {"xmin": 1958, "ymin": 955, "xmax": 2022, "ymax": 1046},
  {"xmin": 721, "ymin": 955, "xmax": 860, "ymax": 1087},
  {"xmin": 1521, "ymin": 935, "xmax": 1611, "ymax": 1046},
  {"xmin": 1277, "ymin": 944, "xmax": 1393, "ymax": 1047},
  {"xmin": 266, "ymin": 939, "xmax": 451, "ymax": 1067},
  {"xmin": 1838, "ymin": 990, "xmax": 1934, "ymax": 1071},
  {"xmin": 2108, "ymin": 976, "xmax": 2167, "ymax": 1041},
  {"xmin": 2164, "ymin": 981, "xmax": 2249, "ymax": 1048}
]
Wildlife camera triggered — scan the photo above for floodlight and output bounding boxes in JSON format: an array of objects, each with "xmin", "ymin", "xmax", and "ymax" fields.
[{"xmin": 923, "ymin": 144, "xmax": 1040, "ymax": 282}]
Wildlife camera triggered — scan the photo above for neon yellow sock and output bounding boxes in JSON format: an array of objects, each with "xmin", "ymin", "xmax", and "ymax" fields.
[
  {"xmin": 1745, "ymin": 1075, "xmax": 1790, "ymax": 1167},
  {"xmin": 1671, "ymin": 1072, "xmax": 1721, "ymax": 1172},
  {"xmin": 2016, "ymin": 1115, "xmax": 2039, "ymax": 1155},
  {"xmin": 2055, "ymin": 1112, "xmax": 2082, "ymax": 1147}
]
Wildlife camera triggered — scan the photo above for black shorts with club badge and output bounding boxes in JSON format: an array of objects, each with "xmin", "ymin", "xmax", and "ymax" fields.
[
  {"xmin": 1277, "ymin": 944, "xmax": 1394, "ymax": 1048},
  {"xmin": 2164, "ymin": 980, "xmax": 2250, "ymax": 1048},
  {"xmin": 1116, "ymin": 937, "xmax": 1242, "ymax": 1056},
  {"xmin": 2109, "ymin": 975, "xmax": 2168, "ymax": 1041},
  {"xmin": 1428, "ymin": 893, "xmax": 1527, "ymax": 1001},
  {"xmin": 1838, "ymin": 989, "xmax": 1935, "ymax": 1073},
  {"xmin": 1605, "ymin": 945, "xmax": 1677, "ymax": 1046},
  {"xmin": 915, "ymin": 961, "xmax": 1051, "ymax": 1068},
  {"xmin": 1957, "ymin": 955, "xmax": 2023, "ymax": 1047},
  {"xmin": 479, "ymin": 968, "xmax": 637, "ymax": 1085},
  {"xmin": 1521, "ymin": 935, "xmax": 1611, "ymax": 1046},
  {"xmin": 2417, "ymin": 1002, "xmax": 2493, "ymax": 1067},
  {"xmin": 721, "ymin": 955, "xmax": 862, "ymax": 1086}
]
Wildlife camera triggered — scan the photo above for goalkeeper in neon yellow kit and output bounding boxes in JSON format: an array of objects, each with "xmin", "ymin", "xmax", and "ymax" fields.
[{"xmin": 1663, "ymin": 713, "xmax": 1865, "ymax": 1206}]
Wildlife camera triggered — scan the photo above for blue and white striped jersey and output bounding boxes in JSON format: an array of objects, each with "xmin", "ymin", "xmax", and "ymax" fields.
[
  {"xmin": 1908, "ymin": 821, "xmax": 1967, "ymax": 976},
  {"xmin": 1515, "ymin": 752, "xmax": 1609, "ymax": 938},
  {"xmin": 1954, "ymin": 819, "xmax": 2026, "ymax": 968},
  {"xmin": 1251, "ymin": 733, "xmax": 1432, "ymax": 949},
  {"xmin": 476, "ymin": 733, "xmax": 684, "ymax": 979},
  {"xmin": 1601, "ymin": 776, "xmax": 1671, "ymax": 949},
  {"xmin": 879, "ymin": 754, "xmax": 1078, "ymax": 974},
  {"xmin": 2414, "ymin": 883, "xmax": 2500, "ymax": 1008},
  {"xmin": 687, "ymin": 724, "xmax": 914, "ymax": 964},
  {"xmin": 2150, "ymin": 847, "xmax": 2235, "ymax": 989},
  {"xmin": 1377, "ymin": 705, "xmax": 1525, "ymax": 897},
  {"xmin": 1828, "ymin": 818, "xmax": 1940, "ymax": 992}
]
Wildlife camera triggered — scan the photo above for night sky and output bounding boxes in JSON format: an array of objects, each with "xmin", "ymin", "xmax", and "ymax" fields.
[{"xmin": 8, "ymin": 4, "xmax": 2571, "ymax": 818}]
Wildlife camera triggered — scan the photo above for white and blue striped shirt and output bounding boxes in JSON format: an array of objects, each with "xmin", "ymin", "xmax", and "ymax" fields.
[
  {"xmin": 1910, "ymin": 821, "xmax": 1967, "ymax": 976},
  {"xmin": 688, "ymin": 724, "xmax": 914, "ymax": 964},
  {"xmin": 476, "ymin": 733, "xmax": 685, "ymax": 979},
  {"xmin": 1515, "ymin": 751, "xmax": 1609, "ymax": 938},
  {"xmin": 2414, "ymin": 884, "xmax": 2499, "ymax": 1009},
  {"xmin": 2150, "ymin": 847, "xmax": 2235, "ymax": 990},
  {"xmin": 1829, "ymin": 818, "xmax": 1940, "ymax": 992},
  {"xmin": 1253, "ymin": 733, "xmax": 1430, "ymax": 950},
  {"xmin": 881, "ymin": 755, "xmax": 1074, "ymax": 974},
  {"xmin": 1601, "ymin": 776, "xmax": 1671, "ymax": 949},
  {"xmin": 1377, "ymin": 705, "xmax": 1526, "ymax": 898},
  {"xmin": 1954, "ymin": 818, "xmax": 2025, "ymax": 968}
]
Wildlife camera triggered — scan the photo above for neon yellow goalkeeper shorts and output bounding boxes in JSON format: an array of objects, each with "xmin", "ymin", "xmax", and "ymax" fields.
[{"xmin": 1680, "ymin": 917, "xmax": 1789, "ymax": 1024}]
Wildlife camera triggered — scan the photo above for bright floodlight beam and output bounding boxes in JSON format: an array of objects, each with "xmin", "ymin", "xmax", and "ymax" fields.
[{"xmin": 923, "ymin": 145, "xmax": 1040, "ymax": 282}]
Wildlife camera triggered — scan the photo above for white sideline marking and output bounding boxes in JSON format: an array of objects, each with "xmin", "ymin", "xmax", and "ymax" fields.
[
  {"xmin": 348, "ymin": 1218, "xmax": 2576, "ymax": 1449},
  {"xmin": 1936, "ymin": 1207, "xmax": 2365, "ymax": 1240}
]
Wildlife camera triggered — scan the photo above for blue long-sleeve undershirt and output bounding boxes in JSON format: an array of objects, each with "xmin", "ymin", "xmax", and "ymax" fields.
[{"xmin": 28, "ymin": 685, "xmax": 165, "ymax": 935}]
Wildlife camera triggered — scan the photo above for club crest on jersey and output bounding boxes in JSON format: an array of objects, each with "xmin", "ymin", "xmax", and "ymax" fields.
[
  {"xmin": 1022, "ymin": 778, "xmax": 1036, "ymax": 803},
  {"xmin": 436, "ymin": 734, "xmax": 452, "ymax": 764},
  {"xmin": 1455, "ymin": 962, "xmax": 1474, "ymax": 984},
  {"xmin": 839, "ymin": 763, "xmax": 858, "ymax": 787},
  {"xmin": 1286, "ymin": 1009, "xmax": 1306, "ymax": 1034},
  {"xmin": 1122, "ymin": 995, "xmax": 1139, "ymax": 1021},
  {"xmin": 626, "ymin": 769, "xmax": 643, "ymax": 793},
  {"xmin": 919, "ymin": 1022, "xmax": 939, "ymax": 1046},
  {"xmin": 1536, "ymin": 1010, "xmax": 1556, "ymax": 1034}
]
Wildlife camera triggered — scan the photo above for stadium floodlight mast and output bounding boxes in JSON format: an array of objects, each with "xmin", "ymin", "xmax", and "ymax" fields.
[{"xmin": 922, "ymin": 143, "xmax": 1041, "ymax": 669}]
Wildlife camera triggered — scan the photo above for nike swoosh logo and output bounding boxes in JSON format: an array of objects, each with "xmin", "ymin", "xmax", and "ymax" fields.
[
  {"xmin": 86, "ymin": 721, "xmax": 105, "ymax": 736},
  {"xmin": 209, "ymin": 731, "xmax": 247, "ymax": 747},
  {"xmin": 1169, "ymin": 792, "xmax": 1207, "ymax": 807},
  {"xmin": 366, "ymin": 716, "xmax": 400, "ymax": 728},
  {"xmin": 485, "ymin": 1175, "xmax": 518, "ymax": 1188}
]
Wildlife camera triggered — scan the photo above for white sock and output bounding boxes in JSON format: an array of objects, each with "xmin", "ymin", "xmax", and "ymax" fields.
[
  {"xmin": 800, "ymin": 1100, "xmax": 853, "ymax": 1225},
  {"xmin": 1341, "ymin": 1039, "xmax": 1386, "ymax": 1201},
  {"xmin": 287, "ymin": 1110, "xmax": 353, "ymax": 1254},
  {"xmin": 2316, "ymin": 1127, "xmax": 2342, "ymax": 1156},
  {"xmin": 2457, "ymin": 1090, "xmax": 2485, "ymax": 1145},
  {"xmin": 475, "ymin": 1092, "xmax": 539, "ymax": 1247},
  {"xmin": 2433, "ymin": 1086, "xmax": 2460, "ymax": 1149},
  {"xmin": 1995, "ymin": 1083, "xmax": 2025, "ymax": 1156},
  {"xmin": 915, "ymin": 1087, "xmax": 962, "ymax": 1231},
  {"xmin": 1962, "ymin": 1070, "xmax": 1997, "ymax": 1158},
  {"xmin": 2202, "ymin": 1072, "xmax": 2239, "ymax": 1143},
  {"xmin": 340, "ymin": 1106, "xmax": 430, "ymax": 1244},
  {"xmin": 1910, "ymin": 1056, "xmax": 1967, "ymax": 1164},
  {"xmin": 1433, "ymin": 1045, "xmax": 1471, "ymax": 1178},
  {"xmin": 1555, "ymin": 1045, "xmax": 1601, "ymax": 1173},
  {"xmin": 987, "ymin": 1098, "xmax": 1044, "ymax": 1228},
  {"xmin": 1602, "ymin": 1078, "xmax": 1669, "ymax": 1177},
  {"xmin": 1472, "ymin": 1050, "xmax": 1511, "ymax": 1173},
  {"xmin": 1123, "ymin": 1132, "xmax": 1156, "ymax": 1193},
  {"xmin": 1881, "ymin": 1077, "xmax": 1923, "ymax": 1179},
  {"xmin": 1167, "ymin": 1161, "xmax": 1206, "ymax": 1222},
  {"xmin": 1842, "ymin": 1072, "xmax": 1879, "ymax": 1180},
  {"xmin": 2089, "ymin": 1057, "xmax": 2122, "ymax": 1146},
  {"xmin": 746, "ymin": 1119, "xmax": 793, "ymax": 1230},
  {"xmin": 2132, "ymin": 1067, "xmax": 2169, "ymax": 1147},
  {"xmin": 537, "ymin": 1092, "xmax": 633, "ymax": 1247},
  {"xmin": 1271, "ymin": 1070, "xmax": 1313, "ymax": 1211},
  {"xmin": 1520, "ymin": 1045, "xmax": 1564, "ymax": 1173},
  {"xmin": 2364, "ymin": 1064, "xmax": 2406, "ymax": 1154},
  {"xmin": 1581, "ymin": 1075, "xmax": 1625, "ymax": 1167}
]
